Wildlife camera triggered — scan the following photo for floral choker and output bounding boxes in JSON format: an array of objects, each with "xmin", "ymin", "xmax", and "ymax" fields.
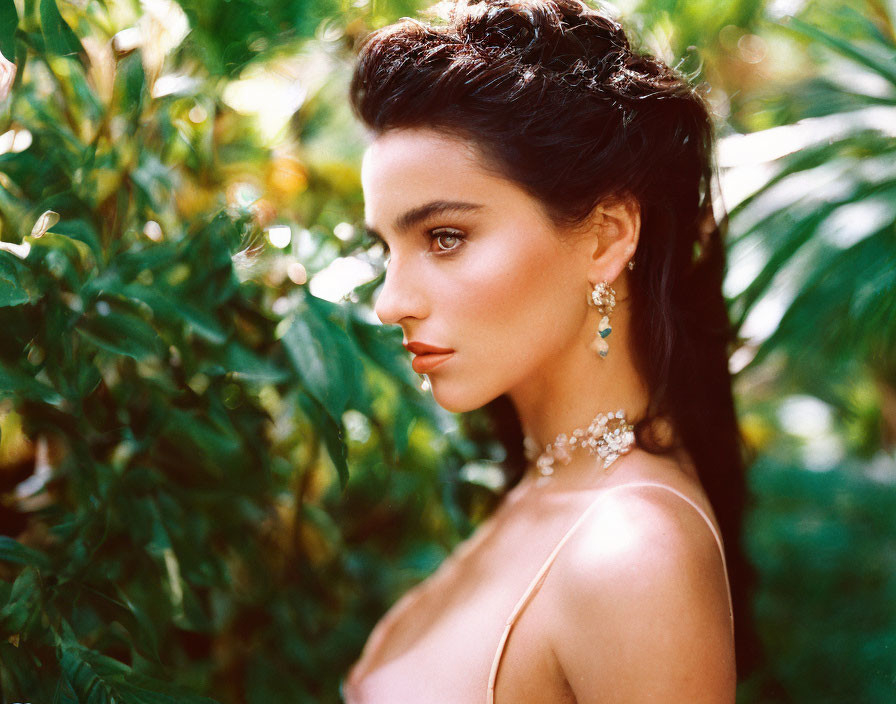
[{"xmin": 523, "ymin": 409, "xmax": 636, "ymax": 486}]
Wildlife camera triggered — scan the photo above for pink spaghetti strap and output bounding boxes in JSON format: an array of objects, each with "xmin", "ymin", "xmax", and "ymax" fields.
[{"xmin": 485, "ymin": 481, "xmax": 734, "ymax": 704}]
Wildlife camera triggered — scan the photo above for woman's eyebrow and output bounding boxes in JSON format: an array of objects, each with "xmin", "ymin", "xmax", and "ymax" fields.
[{"xmin": 364, "ymin": 200, "xmax": 484, "ymax": 244}]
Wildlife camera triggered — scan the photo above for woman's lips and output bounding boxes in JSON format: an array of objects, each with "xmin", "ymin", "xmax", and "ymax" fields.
[{"xmin": 411, "ymin": 352, "xmax": 454, "ymax": 373}]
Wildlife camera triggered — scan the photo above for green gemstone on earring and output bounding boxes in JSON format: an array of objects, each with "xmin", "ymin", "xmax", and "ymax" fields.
[{"xmin": 599, "ymin": 326, "xmax": 612, "ymax": 338}]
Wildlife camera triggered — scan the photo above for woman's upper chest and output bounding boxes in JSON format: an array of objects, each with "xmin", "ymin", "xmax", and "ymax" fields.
[{"xmin": 344, "ymin": 486, "xmax": 594, "ymax": 703}]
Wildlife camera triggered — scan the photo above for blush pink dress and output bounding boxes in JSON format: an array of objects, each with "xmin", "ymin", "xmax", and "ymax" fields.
[{"xmin": 343, "ymin": 481, "xmax": 734, "ymax": 703}]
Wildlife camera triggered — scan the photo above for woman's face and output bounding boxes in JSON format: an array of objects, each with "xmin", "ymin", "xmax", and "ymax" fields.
[{"xmin": 361, "ymin": 127, "xmax": 594, "ymax": 413}]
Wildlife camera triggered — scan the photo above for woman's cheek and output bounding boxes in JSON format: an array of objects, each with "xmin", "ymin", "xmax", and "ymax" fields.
[{"xmin": 457, "ymin": 239, "xmax": 551, "ymax": 349}]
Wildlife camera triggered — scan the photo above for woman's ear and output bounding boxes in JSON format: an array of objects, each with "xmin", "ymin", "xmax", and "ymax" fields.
[{"xmin": 583, "ymin": 193, "xmax": 640, "ymax": 285}]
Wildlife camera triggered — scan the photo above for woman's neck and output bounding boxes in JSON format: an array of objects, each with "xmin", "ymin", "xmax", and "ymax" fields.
[{"xmin": 507, "ymin": 294, "xmax": 649, "ymax": 461}]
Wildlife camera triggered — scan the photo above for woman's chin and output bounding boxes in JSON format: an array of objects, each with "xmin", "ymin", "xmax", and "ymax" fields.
[
  {"xmin": 431, "ymin": 391, "xmax": 476, "ymax": 414},
  {"xmin": 429, "ymin": 382, "xmax": 503, "ymax": 414}
]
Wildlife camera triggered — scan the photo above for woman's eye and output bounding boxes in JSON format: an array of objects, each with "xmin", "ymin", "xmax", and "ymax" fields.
[{"xmin": 430, "ymin": 228, "xmax": 464, "ymax": 254}]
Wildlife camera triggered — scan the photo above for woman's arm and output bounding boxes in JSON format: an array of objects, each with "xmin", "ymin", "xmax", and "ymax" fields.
[{"xmin": 545, "ymin": 489, "xmax": 736, "ymax": 703}]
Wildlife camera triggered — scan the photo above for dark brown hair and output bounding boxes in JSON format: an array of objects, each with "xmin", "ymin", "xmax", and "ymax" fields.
[{"xmin": 350, "ymin": 0, "xmax": 762, "ymax": 680}]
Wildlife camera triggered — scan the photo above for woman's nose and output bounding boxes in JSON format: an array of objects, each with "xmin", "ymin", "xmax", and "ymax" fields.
[{"xmin": 373, "ymin": 258, "xmax": 427, "ymax": 326}]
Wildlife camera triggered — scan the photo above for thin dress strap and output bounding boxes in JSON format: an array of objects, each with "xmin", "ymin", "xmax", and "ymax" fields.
[{"xmin": 485, "ymin": 481, "xmax": 734, "ymax": 704}]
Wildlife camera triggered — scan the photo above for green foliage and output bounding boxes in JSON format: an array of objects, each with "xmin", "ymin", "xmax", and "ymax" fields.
[
  {"xmin": 175, "ymin": 0, "xmax": 343, "ymax": 77},
  {"xmin": 0, "ymin": 0, "xmax": 18, "ymax": 59},
  {"xmin": 39, "ymin": 0, "xmax": 84, "ymax": 58},
  {"xmin": 722, "ymin": 5, "xmax": 896, "ymax": 699},
  {"xmin": 726, "ymin": 3, "xmax": 896, "ymax": 449},
  {"xmin": 0, "ymin": 0, "xmax": 481, "ymax": 701},
  {"xmin": 743, "ymin": 456, "xmax": 896, "ymax": 703}
]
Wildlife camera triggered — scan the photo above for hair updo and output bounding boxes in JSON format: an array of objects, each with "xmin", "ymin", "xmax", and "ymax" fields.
[{"xmin": 350, "ymin": 0, "xmax": 763, "ymax": 681}]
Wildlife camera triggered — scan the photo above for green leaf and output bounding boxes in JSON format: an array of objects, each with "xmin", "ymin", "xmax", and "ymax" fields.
[
  {"xmin": 281, "ymin": 297, "xmax": 369, "ymax": 422},
  {"xmin": 283, "ymin": 295, "xmax": 373, "ymax": 416},
  {"xmin": 53, "ymin": 218, "xmax": 103, "ymax": 263},
  {"xmin": 0, "ymin": 567, "xmax": 40, "ymax": 633},
  {"xmin": 59, "ymin": 646, "xmax": 116, "ymax": 704},
  {"xmin": 0, "ymin": 641, "xmax": 43, "ymax": 702},
  {"xmin": 113, "ymin": 585, "xmax": 161, "ymax": 661},
  {"xmin": 320, "ymin": 407, "xmax": 348, "ymax": 490},
  {"xmin": 115, "ymin": 51, "xmax": 145, "ymax": 119},
  {"xmin": 110, "ymin": 282, "xmax": 230, "ymax": 344},
  {"xmin": 160, "ymin": 408, "xmax": 242, "ymax": 476},
  {"xmin": 224, "ymin": 342, "xmax": 291, "ymax": 383},
  {"xmin": 0, "ymin": 536, "xmax": 51, "ymax": 569},
  {"xmin": 109, "ymin": 684, "xmax": 186, "ymax": 704},
  {"xmin": 393, "ymin": 398, "xmax": 418, "ymax": 460},
  {"xmin": 40, "ymin": 0, "xmax": 83, "ymax": 57},
  {"xmin": 110, "ymin": 670, "xmax": 221, "ymax": 704},
  {"xmin": 53, "ymin": 675, "xmax": 80, "ymax": 704},
  {"xmin": 76, "ymin": 311, "xmax": 165, "ymax": 361},
  {"xmin": 783, "ymin": 16, "xmax": 896, "ymax": 88},
  {"xmin": 28, "ymin": 231, "xmax": 96, "ymax": 290},
  {"xmin": 728, "ymin": 136, "xmax": 896, "ymax": 226},
  {"xmin": 731, "ymin": 204, "xmax": 835, "ymax": 330},
  {"xmin": 0, "ymin": 361, "xmax": 64, "ymax": 404},
  {"xmin": 349, "ymin": 313, "xmax": 417, "ymax": 387},
  {"xmin": 76, "ymin": 362, "xmax": 102, "ymax": 397},
  {"xmin": 297, "ymin": 392, "xmax": 348, "ymax": 489},
  {"xmin": 0, "ymin": 251, "xmax": 37, "ymax": 307},
  {"xmin": 754, "ymin": 225, "xmax": 896, "ymax": 370},
  {"xmin": 0, "ymin": 0, "xmax": 18, "ymax": 59}
]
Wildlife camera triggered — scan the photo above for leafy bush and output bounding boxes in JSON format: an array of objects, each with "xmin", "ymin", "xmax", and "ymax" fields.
[{"xmin": 0, "ymin": 0, "xmax": 477, "ymax": 701}]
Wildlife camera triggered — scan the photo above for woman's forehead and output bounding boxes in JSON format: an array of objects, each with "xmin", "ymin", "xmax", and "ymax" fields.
[
  {"xmin": 360, "ymin": 128, "xmax": 528, "ymax": 226},
  {"xmin": 361, "ymin": 128, "xmax": 483, "ymax": 182}
]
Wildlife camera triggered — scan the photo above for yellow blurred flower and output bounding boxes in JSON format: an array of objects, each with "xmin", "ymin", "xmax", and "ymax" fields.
[
  {"xmin": 267, "ymin": 156, "xmax": 308, "ymax": 200},
  {"xmin": 176, "ymin": 178, "xmax": 217, "ymax": 218},
  {"xmin": 740, "ymin": 412, "xmax": 775, "ymax": 452}
]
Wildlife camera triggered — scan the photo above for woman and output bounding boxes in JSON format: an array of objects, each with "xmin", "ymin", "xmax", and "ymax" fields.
[{"xmin": 343, "ymin": 0, "xmax": 763, "ymax": 701}]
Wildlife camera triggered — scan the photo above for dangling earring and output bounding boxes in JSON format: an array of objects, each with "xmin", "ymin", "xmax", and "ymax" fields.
[{"xmin": 587, "ymin": 281, "xmax": 616, "ymax": 358}]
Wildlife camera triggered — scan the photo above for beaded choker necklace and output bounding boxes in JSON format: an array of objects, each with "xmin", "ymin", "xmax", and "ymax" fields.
[{"xmin": 523, "ymin": 409, "xmax": 636, "ymax": 487}]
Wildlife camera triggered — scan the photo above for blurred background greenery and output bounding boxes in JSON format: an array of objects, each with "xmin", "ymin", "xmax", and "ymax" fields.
[{"xmin": 0, "ymin": 0, "xmax": 893, "ymax": 701}]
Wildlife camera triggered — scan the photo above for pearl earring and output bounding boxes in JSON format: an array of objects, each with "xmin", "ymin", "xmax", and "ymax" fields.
[{"xmin": 587, "ymin": 281, "xmax": 616, "ymax": 358}]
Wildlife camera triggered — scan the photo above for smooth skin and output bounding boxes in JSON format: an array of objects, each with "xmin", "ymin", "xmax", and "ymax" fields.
[
  {"xmin": 361, "ymin": 126, "xmax": 736, "ymax": 702},
  {"xmin": 544, "ymin": 487, "xmax": 737, "ymax": 702}
]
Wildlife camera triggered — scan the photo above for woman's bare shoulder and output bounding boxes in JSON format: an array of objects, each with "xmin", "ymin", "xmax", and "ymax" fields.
[
  {"xmin": 539, "ymin": 473, "xmax": 736, "ymax": 702},
  {"xmin": 546, "ymin": 479, "xmax": 723, "ymax": 597}
]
